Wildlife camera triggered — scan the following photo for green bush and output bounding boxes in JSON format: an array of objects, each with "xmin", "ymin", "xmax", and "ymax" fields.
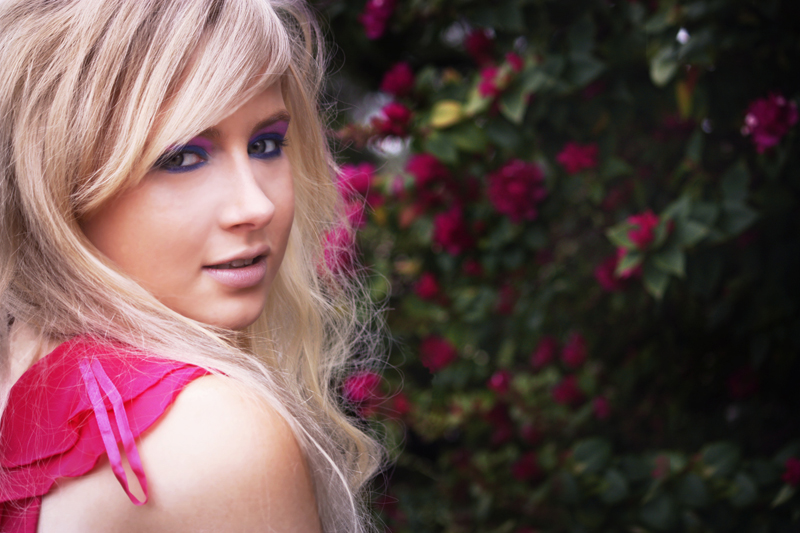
[{"xmin": 324, "ymin": 0, "xmax": 800, "ymax": 530}]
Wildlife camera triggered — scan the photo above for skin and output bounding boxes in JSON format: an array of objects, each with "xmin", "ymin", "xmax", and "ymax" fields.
[
  {"xmin": 81, "ymin": 83, "xmax": 295, "ymax": 330},
  {"xmin": 34, "ymin": 85, "xmax": 322, "ymax": 531}
]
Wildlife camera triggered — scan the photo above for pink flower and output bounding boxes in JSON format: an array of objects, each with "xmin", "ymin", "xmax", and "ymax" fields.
[
  {"xmin": 556, "ymin": 142, "xmax": 599, "ymax": 174},
  {"xmin": 371, "ymin": 102, "xmax": 412, "ymax": 137},
  {"xmin": 506, "ymin": 52, "xmax": 524, "ymax": 72},
  {"xmin": 414, "ymin": 272, "xmax": 440, "ymax": 300},
  {"xmin": 485, "ymin": 403, "xmax": 514, "ymax": 446},
  {"xmin": 463, "ymin": 259, "xmax": 484, "ymax": 277},
  {"xmin": 419, "ymin": 335, "xmax": 458, "ymax": 372},
  {"xmin": 519, "ymin": 423, "xmax": 542, "ymax": 445},
  {"xmin": 478, "ymin": 67, "xmax": 501, "ymax": 98},
  {"xmin": 531, "ymin": 336, "xmax": 558, "ymax": 369},
  {"xmin": 742, "ymin": 93, "xmax": 799, "ymax": 153},
  {"xmin": 783, "ymin": 458, "xmax": 800, "ymax": 487},
  {"xmin": 488, "ymin": 369, "xmax": 513, "ymax": 395},
  {"xmin": 593, "ymin": 396, "xmax": 611, "ymax": 420},
  {"xmin": 615, "ymin": 246, "xmax": 643, "ymax": 279},
  {"xmin": 487, "ymin": 159, "xmax": 547, "ymax": 223},
  {"xmin": 561, "ymin": 332, "xmax": 587, "ymax": 369},
  {"xmin": 594, "ymin": 254, "xmax": 626, "ymax": 292},
  {"xmin": 433, "ymin": 206, "xmax": 474, "ymax": 255},
  {"xmin": 337, "ymin": 162, "xmax": 374, "ymax": 199},
  {"xmin": 358, "ymin": 0, "xmax": 396, "ymax": 40},
  {"xmin": 464, "ymin": 28, "xmax": 495, "ymax": 66},
  {"xmin": 343, "ymin": 371, "xmax": 383, "ymax": 416},
  {"xmin": 345, "ymin": 200, "xmax": 366, "ymax": 229},
  {"xmin": 391, "ymin": 392, "xmax": 411, "ymax": 416},
  {"xmin": 727, "ymin": 365, "xmax": 759, "ymax": 399},
  {"xmin": 552, "ymin": 375, "xmax": 584, "ymax": 406},
  {"xmin": 511, "ymin": 451, "xmax": 541, "ymax": 481},
  {"xmin": 627, "ymin": 210, "xmax": 660, "ymax": 249},
  {"xmin": 406, "ymin": 153, "xmax": 450, "ymax": 189},
  {"xmin": 495, "ymin": 284, "xmax": 518, "ymax": 315},
  {"xmin": 380, "ymin": 62, "xmax": 415, "ymax": 98},
  {"xmin": 323, "ymin": 226, "xmax": 354, "ymax": 273}
]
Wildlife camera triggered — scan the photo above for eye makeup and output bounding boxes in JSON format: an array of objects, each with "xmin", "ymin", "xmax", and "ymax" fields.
[{"xmin": 248, "ymin": 121, "xmax": 289, "ymax": 160}]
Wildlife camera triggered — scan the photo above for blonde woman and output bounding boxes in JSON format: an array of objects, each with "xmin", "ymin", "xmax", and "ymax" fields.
[{"xmin": 0, "ymin": 0, "xmax": 383, "ymax": 531}]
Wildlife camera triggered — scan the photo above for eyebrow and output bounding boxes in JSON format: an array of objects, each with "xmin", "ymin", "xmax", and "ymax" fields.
[{"xmin": 197, "ymin": 110, "xmax": 291, "ymax": 140}]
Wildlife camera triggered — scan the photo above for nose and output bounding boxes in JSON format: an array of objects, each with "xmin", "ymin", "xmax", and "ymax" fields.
[{"xmin": 218, "ymin": 156, "xmax": 275, "ymax": 231}]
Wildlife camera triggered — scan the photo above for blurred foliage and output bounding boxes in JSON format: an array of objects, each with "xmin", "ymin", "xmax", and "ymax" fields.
[{"xmin": 319, "ymin": 0, "xmax": 800, "ymax": 531}]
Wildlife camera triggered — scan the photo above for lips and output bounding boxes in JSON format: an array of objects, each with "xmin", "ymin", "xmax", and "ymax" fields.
[{"xmin": 203, "ymin": 247, "xmax": 270, "ymax": 289}]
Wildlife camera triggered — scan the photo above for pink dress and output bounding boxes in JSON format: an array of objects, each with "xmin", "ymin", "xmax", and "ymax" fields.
[{"xmin": 0, "ymin": 337, "xmax": 209, "ymax": 532}]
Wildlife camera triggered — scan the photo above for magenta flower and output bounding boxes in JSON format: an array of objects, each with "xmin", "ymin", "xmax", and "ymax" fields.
[
  {"xmin": 419, "ymin": 335, "xmax": 458, "ymax": 372},
  {"xmin": 627, "ymin": 210, "xmax": 660, "ymax": 249},
  {"xmin": 358, "ymin": 0, "xmax": 396, "ymax": 40},
  {"xmin": 337, "ymin": 162, "xmax": 374, "ymax": 199},
  {"xmin": 552, "ymin": 375, "xmax": 584, "ymax": 406},
  {"xmin": 478, "ymin": 66, "xmax": 501, "ymax": 98},
  {"xmin": 464, "ymin": 28, "xmax": 495, "ymax": 66},
  {"xmin": 531, "ymin": 336, "xmax": 558, "ymax": 369},
  {"xmin": 783, "ymin": 457, "xmax": 800, "ymax": 487},
  {"xmin": 556, "ymin": 142, "xmax": 599, "ymax": 174},
  {"xmin": 594, "ymin": 254, "xmax": 626, "ymax": 292},
  {"xmin": 343, "ymin": 371, "xmax": 383, "ymax": 416},
  {"xmin": 593, "ymin": 396, "xmax": 611, "ymax": 420},
  {"xmin": 371, "ymin": 102, "xmax": 412, "ymax": 137},
  {"xmin": 505, "ymin": 52, "xmax": 524, "ymax": 72},
  {"xmin": 323, "ymin": 226, "xmax": 354, "ymax": 273},
  {"xmin": 433, "ymin": 206, "xmax": 474, "ymax": 255},
  {"xmin": 561, "ymin": 332, "xmax": 588, "ymax": 369},
  {"xmin": 742, "ymin": 93, "xmax": 798, "ymax": 153},
  {"xmin": 487, "ymin": 159, "xmax": 547, "ymax": 223},
  {"xmin": 414, "ymin": 272, "xmax": 440, "ymax": 300},
  {"xmin": 380, "ymin": 62, "xmax": 415, "ymax": 98},
  {"xmin": 511, "ymin": 451, "xmax": 541, "ymax": 481},
  {"xmin": 488, "ymin": 369, "xmax": 513, "ymax": 395},
  {"xmin": 406, "ymin": 153, "xmax": 450, "ymax": 189}
]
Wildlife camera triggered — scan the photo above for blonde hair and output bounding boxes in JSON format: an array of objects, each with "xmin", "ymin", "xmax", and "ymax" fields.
[{"xmin": 0, "ymin": 0, "xmax": 383, "ymax": 531}]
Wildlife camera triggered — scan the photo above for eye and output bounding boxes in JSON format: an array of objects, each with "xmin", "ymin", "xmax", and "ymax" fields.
[
  {"xmin": 154, "ymin": 147, "xmax": 208, "ymax": 172},
  {"xmin": 248, "ymin": 134, "xmax": 286, "ymax": 160}
]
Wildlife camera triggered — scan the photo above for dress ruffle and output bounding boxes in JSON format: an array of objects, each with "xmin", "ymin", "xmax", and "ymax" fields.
[{"xmin": 0, "ymin": 338, "xmax": 209, "ymax": 532}]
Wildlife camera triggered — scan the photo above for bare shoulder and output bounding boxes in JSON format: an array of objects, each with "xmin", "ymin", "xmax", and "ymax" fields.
[{"xmin": 39, "ymin": 375, "xmax": 321, "ymax": 533}]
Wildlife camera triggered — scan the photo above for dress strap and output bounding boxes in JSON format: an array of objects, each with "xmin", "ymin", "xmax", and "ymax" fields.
[{"xmin": 78, "ymin": 358, "xmax": 149, "ymax": 505}]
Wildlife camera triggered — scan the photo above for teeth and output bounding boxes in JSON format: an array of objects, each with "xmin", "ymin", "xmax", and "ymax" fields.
[{"xmin": 213, "ymin": 256, "xmax": 257, "ymax": 269}]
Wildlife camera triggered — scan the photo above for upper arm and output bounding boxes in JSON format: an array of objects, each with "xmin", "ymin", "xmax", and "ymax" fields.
[{"xmin": 39, "ymin": 375, "xmax": 322, "ymax": 533}]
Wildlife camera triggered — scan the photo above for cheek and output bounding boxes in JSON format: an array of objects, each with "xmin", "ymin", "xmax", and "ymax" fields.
[{"xmin": 81, "ymin": 181, "xmax": 214, "ymax": 283}]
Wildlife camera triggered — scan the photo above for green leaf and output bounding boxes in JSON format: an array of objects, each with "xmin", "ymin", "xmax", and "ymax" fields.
[
  {"xmin": 553, "ymin": 471, "xmax": 579, "ymax": 503},
  {"xmin": 772, "ymin": 484, "xmax": 796, "ymax": 507},
  {"xmin": 650, "ymin": 46, "xmax": 679, "ymax": 87},
  {"xmin": 730, "ymin": 472, "xmax": 757, "ymax": 507},
  {"xmin": 499, "ymin": 83, "xmax": 529, "ymax": 125},
  {"xmin": 568, "ymin": 13, "xmax": 596, "ymax": 54},
  {"xmin": 616, "ymin": 249, "xmax": 643, "ymax": 277},
  {"xmin": 600, "ymin": 469, "xmax": 629, "ymax": 504},
  {"xmin": 721, "ymin": 160, "xmax": 750, "ymax": 202},
  {"xmin": 573, "ymin": 438, "xmax": 612, "ymax": 475},
  {"xmin": 685, "ymin": 129, "xmax": 704, "ymax": 163},
  {"xmin": 451, "ymin": 122, "xmax": 489, "ymax": 153},
  {"xmin": 720, "ymin": 201, "xmax": 758, "ymax": 236},
  {"xmin": 702, "ymin": 442, "xmax": 741, "ymax": 478},
  {"xmin": 464, "ymin": 85, "xmax": 491, "ymax": 116},
  {"xmin": 606, "ymin": 224, "xmax": 635, "ymax": 249},
  {"xmin": 674, "ymin": 219, "xmax": 709, "ymax": 247},
  {"xmin": 568, "ymin": 52, "xmax": 605, "ymax": 87},
  {"xmin": 676, "ymin": 473, "xmax": 709, "ymax": 508},
  {"xmin": 519, "ymin": 67, "xmax": 550, "ymax": 94},
  {"xmin": 485, "ymin": 117, "xmax": 522, "ymax": 151},
  {"xmin": 662, "ymin": 195, "xmax": 691, "ymax": 220},
  {"xmin": 652, "ymin": 244, "xmax": 685, "ymax": 277},
  {"xmin": 600, "ymin": 157, "xmax": 634, "ymax": 180},
  {"xmin": 640, "ymin": 493, "xmax": 677, "ymax": 531},
  {"xmin": 689, "ymin": 201, "xmax": 719, "ymax": 227},
  {"xmin": 423, "ymin": 132, "xmax": 458, "ymax": 165},
  {"xmin": 429, "ymin": 100, "xmax": 464, "ymax": 129},
  {"xmin": 643, "ymin": 260, "xmax": 670, "ymax": 299}
]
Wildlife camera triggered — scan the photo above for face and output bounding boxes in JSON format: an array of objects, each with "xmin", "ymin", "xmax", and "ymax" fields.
[{"xmin": 81, "ymin": 83, "xmax": 294, "ymax": 330}]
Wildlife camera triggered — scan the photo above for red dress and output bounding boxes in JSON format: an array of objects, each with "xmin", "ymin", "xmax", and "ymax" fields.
[{"xmin": 0, "ymin": 337, "xmax": 209, "ymax": 532}]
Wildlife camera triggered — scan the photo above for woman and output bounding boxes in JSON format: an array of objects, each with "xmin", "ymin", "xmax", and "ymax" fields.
[{"xmin": 0, "ymin": 0, "xmax": 383, "ymax": 531}]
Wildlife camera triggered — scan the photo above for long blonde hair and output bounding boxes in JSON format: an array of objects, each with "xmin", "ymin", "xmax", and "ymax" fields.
[{"xmin": 0, "ymin": 0, "xmax": 383, "ymax": 530}]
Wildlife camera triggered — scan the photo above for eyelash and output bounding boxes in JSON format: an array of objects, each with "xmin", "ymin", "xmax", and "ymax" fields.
[{"xmin": 155, "ymin": 133, "xmax": 288, "ymax": 173}]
